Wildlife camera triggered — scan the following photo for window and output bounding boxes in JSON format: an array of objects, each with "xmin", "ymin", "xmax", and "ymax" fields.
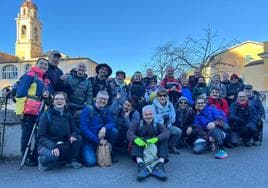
[
  {"xmin": 21, "ymin": 25, "xmax": 27, "ymax": 36},
  {"xmin": 23, "ymin": 8, "xmax": 26, "ymax": 16},
  {"xmin": 2, "ymin": 65, "xmax": 18, "ymax": 80},
  {"xmin": 34, "ymin": 27, "xmax": 38, "ymax": 41},
  {"xmin": 24, "ymin": 64, "xmax": 32, "ymax": 73}
]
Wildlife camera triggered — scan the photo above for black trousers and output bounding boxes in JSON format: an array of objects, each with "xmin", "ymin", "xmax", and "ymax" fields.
[
  {"xmin": 131, "ymin": 140, "xmax": 169, "ymax": 162},
  {"xmin": 21, "ymin": 115, "xmax": 37, "ymax": 159}
]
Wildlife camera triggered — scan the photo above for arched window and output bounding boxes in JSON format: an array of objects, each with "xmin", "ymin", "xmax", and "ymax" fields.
[
  {"xmin": 34, "ymin": 27, "xmax": 38, "ymax": 41},
  {"xmin": 24, "ymin": 64, "xmax": 32, "ymax": 73},
  {"xmin": 21, "ymin": 25, "xmax": 27, "ymax": 36},
  {"xmin": 2, "ymin": 65, "xmax": 18, "ymax": 80}
]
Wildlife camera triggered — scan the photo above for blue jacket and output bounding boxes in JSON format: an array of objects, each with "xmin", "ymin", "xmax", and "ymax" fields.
[
  {"xmin": 194, "ymin": 105, "xmax": 227, "ymax": 130},
  {"xmin": 80, "ymin": 104, "xmax": 115, "ymax": 145},
  {"xmin": 182, "ymin": 86, "xmax": 194, "ymax": 106}
]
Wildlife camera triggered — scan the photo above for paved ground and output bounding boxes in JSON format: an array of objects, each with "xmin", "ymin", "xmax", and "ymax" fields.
[{"xmin": 0, "ymin": 122, "xmax": 268, "ymax": 188}]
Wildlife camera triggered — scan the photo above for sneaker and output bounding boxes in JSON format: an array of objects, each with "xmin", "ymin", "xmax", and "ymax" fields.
[
  {"xmin": 151, "ymin": 162, "xmax": 168, "ymax": 181},
  {"xmin": 38, "ymin": 156, "xmax": 48, "ymax": 172},
  {"xmin": 215, "ymin": 150, "xmax": 228, "ymax": 159},
  {"xmin": 65, "ymin": 161, "xmax": 82, "ymax": 169},
  {"xmin": 137, "ymin": 162, "xmax": 150, "ymax": 181}
]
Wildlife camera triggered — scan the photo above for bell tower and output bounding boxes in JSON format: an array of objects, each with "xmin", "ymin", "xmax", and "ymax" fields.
[{"xmin": 15, "ymin": 0, "xmax": 42, "ymax": 59}]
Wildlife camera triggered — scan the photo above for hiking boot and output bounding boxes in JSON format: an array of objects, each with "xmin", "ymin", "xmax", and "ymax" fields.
[
  {"xmin": 38, "ymin": 156, "xmax": 48, "ymax": 172},
  {"xmin": 215, "ymin": 150, "xmax": 228, "ymax": 159},
  {"xmin": 169, "ymin": 147, "xmax": 180, "ymax": 155},
  {"xmin": 65, "ymin": 161, "xmax": 82, "ymax": 169},
  {"xmin": 137, "ymin": 162, "xmax": 150, "ymax": 181},
  {"xmin": 25, "ymin": 158, "xmax": 37, "ymax": 167},
  {"xmin": 151, "ymin": 162, "xmax": 168, "ymax": 181},
  {"xmin": 244, "ymin": 142, "xmax": 251, "ymax": 147},
  {"xmin": 252, "ymin": 141, "xmax": 260, "ymax": 146}
]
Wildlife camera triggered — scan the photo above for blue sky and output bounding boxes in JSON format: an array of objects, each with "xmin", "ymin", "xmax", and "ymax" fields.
[{"xmin": 0, "ymin": 0, "xmax": 267, "ymax": 76}]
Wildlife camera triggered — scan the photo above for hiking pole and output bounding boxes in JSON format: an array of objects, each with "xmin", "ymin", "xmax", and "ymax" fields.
[
  {"xmin": 19, "ymin": 101, "xmax": 45, "ymax": 170},
  {"xmin": 0, "ymin": 92, "xmax": 9, "ymax": 159}
]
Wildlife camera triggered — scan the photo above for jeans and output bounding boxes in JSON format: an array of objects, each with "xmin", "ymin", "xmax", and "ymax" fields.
[
  {"xmin": 168, "ymin": 125, "xmax": 182, "ymax": 148},
  {"xmin": 82, "ymin": 128, "xmax": 118, "ymax": 167}
]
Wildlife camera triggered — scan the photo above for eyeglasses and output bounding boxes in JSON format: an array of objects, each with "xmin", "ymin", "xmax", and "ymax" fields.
[
  {"xmin": 179, "ymin": 101, "xmax": 187, "ymax": 104},
  {"xmin": 158, "ymin": 94, "xmax": 167, "ymax": 97}
]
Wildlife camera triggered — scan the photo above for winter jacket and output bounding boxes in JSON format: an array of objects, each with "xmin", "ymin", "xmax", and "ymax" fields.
[
  {"xmin": 15, "ymin": 66, "xmax": 50, "ymax": 115},
  {"xmin": 181, "ymin": 86, "xmax": 194, "ymax": 106},
  {"xmin": 63, "ymin": 73, "xmax": 93, "ymax": 111},
  {"xmin": 80, "ymin": 103, "xmax": 115, "ymax": 145},
  {"xmin": 192, "ymin": 84, "xmax": 208, "ymax": 100},
  {"xmin": 248, "ymin": 94, "xmax": 265, "ymax": 120},
  {"xmin": 208, "ymin": 97, "xmax": 229, "ymax": 116},
  {"xmin": 89, "ymin": 76, "xmax": 113, "ymax": 103},
  {"xmin": 174, "ymin": 107, "xmax": 195, "ymax": 132},
  {"xmin": 129, "ymin": 81, "xmax": 146, "ymax": 100},
  {"xmin": 188, "ymin": 75, "xmax": 200, "ymax": 89},
  {"xmin": 226, "ymin": 82, "xmax": 244, "ymax": 104},
  {"xmin": 152, "ymin": 98, "xmax": 176, "ymax": 127},
  {"xmin": 160, "ymin": 76, "xmax": 181, "ymax": 94},
  {"xmin": 144, "ymin": 75, "xmax": 157, "ymax": 87},
  {"xmin": 46, "ymin": 63, "xmax": 63, "ymax": 93},
  {"xmin": 108, "ymin": 78, "xmax": 129, "ymax": 105},
  {"xmin": 37, "ymin": 107, "xmax": 80, "ymax": 150},
  {"xmin": 229, "ymin": 102, "xmax": 257, "ymax": 129},
  {"xmin": 127, "ymin": 120, "xmax": 170, "ymax": 142},
  {"xmin": 110, "ymin": 99, "xmax": 140, "ymax": 130},
  {"xmin": 194, "ymin": 105, "xmax": 227, "ymax": 130}
]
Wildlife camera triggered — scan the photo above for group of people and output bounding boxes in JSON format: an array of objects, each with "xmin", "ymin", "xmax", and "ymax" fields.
[{"xmin": 14, "ymin": 50, "xmax": 266, "ymax": 181}]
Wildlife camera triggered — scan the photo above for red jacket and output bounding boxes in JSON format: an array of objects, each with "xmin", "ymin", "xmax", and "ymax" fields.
[
  {"xmin": 208, "ymin": 96, "xmax": 229, "ymax": 115},
  {"xmin": 160, "ymin": 76, "xmax": 181, "ymax": 93}
]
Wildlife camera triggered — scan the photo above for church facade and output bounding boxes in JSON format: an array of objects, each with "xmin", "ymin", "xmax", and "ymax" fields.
[{"xmin": 0, "ymin": 0, "xmax": 98, "ymax": 93}]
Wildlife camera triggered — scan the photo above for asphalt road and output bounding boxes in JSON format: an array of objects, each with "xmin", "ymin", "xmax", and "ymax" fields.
[{"xmin": 1, "ymin": 122, "xmax": 268, "ymax": 188}]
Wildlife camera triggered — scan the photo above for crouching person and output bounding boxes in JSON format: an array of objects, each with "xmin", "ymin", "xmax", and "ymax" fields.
[
  {"xmin": 188, "ymin": 97, "xmax": 228, "ymax": 159},
  {"xmin": 229, "ymin": 91, "xmax": 258, "ymax": 147},
  {"xmin": 80, "ymin": 91, "xmax": 118, "ymax": 167},
  {"xmin": 37, "ymin": 92, "xmax": 82, "ymax": 172},
  {"xmin": 127, "ymin": 105, "xmax": 170, "ymax": 181}
]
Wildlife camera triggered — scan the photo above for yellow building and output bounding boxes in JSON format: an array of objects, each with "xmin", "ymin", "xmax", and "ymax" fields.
[
  {"xmin": 244, "ymin": 41, "xmax": 268, "ymax": 91},
  {"xmin": 206, "ymin": 41, "xmax": 263, "ymax": 79},
  {"xmin": 0, "ymin": 0, "xmax": 97, "ymax": 92}
]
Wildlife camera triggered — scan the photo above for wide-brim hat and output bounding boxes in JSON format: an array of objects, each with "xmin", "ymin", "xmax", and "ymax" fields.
[{"xmin": 95, "ymin": 63, "xmax": 112, "ymax": 77}]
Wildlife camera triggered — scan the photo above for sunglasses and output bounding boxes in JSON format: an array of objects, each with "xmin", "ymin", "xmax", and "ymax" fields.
[
  {"xmin": 158, "ymin": 94, "xmax": 167, "ymax": 97},
  {"xmin": 179, "ymin": 101, "xmax": 187, "ymax": 104}
]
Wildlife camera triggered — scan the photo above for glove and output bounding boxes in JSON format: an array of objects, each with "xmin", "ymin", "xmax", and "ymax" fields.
[
  {"xmin": 134, "ymin": 137, "xmax": 147, "ymax": 147},
  {"xmin": 146, "ymin": 137, "xmax": 159, "ymax": 144}
]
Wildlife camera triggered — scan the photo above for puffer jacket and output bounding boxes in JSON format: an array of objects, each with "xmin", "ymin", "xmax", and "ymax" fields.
[
  {"xmin": 46, "ymin": 63, "xmax": 63, "ymax": 93},
  {"xmin": 15, "ymin": 66, "xmax": 50, "ymax": 115},
  {"xmin": 108, "ymin": 78, "xmax": 129, "ymax": 105},
  {"xmin": 208, "ymin": 96, "xmax": 229, "ymax": 116},
  {"xmin": 64, "ymin": 73, "xmax": 93, "ymax": 111}
]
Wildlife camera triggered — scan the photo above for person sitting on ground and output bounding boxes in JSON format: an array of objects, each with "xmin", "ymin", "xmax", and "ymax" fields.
[
  {"xmin": 187, "ymin": 97, "xmax": 229, "ymax": 159},
  {"xmin": 37, "ymin": 92, "xmax": 81, "ymax": 171},
  {"xmin": 144, "ymin": 76, "xmax": 161, "ymax": 104},
  {"xmin": 152, "ymin": 88, "xmax": 181, "ymax": 154},
  {"xmin": 143, "ymin": 68, "xmax": 158, "ymax": 87},
  {"xmin": 208, "ymin": 74, "xmax": 227, "ymax": 98},
  {"xmin": 110, "ymin": 97, "xmax": 140, "ymax": 152},
  {"xmin": 181, "ymin": 79, "xmax": 194, "ymax": 106},
  {"xmin": 226, "ymin": 73, "xmax": 244, "ymax": 105},
  {"xmin": 108, "ymin": 70, "xmax": 129, "ymax": 106},
  {"xmin": 173, "ymin": 97, "xmax": 195, "ymax": 147},
  {"xmin": 192, "ymin": 76, "xmax": 208, "ymax": 101},
  {"xmin": 160, "ymin": 66, "xmax": 182, "ymax": 104},
  {"xmin": 80, "ymin": 91, "xmax": 118, "ymax": 167},
  {"xmin": 127, "ymin": 105, "xmax": 170, "ymax": 181},
  {"xmin": 208, "ymin": 86, "xmax": 229, "ymax": 116},
  {"xmin": 244, "ymin": 84, "xmax": 265, "ymax": 146},
  {"xmin": 229, "ymin": 91, "xmax": 258, "ymax": 147}
]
